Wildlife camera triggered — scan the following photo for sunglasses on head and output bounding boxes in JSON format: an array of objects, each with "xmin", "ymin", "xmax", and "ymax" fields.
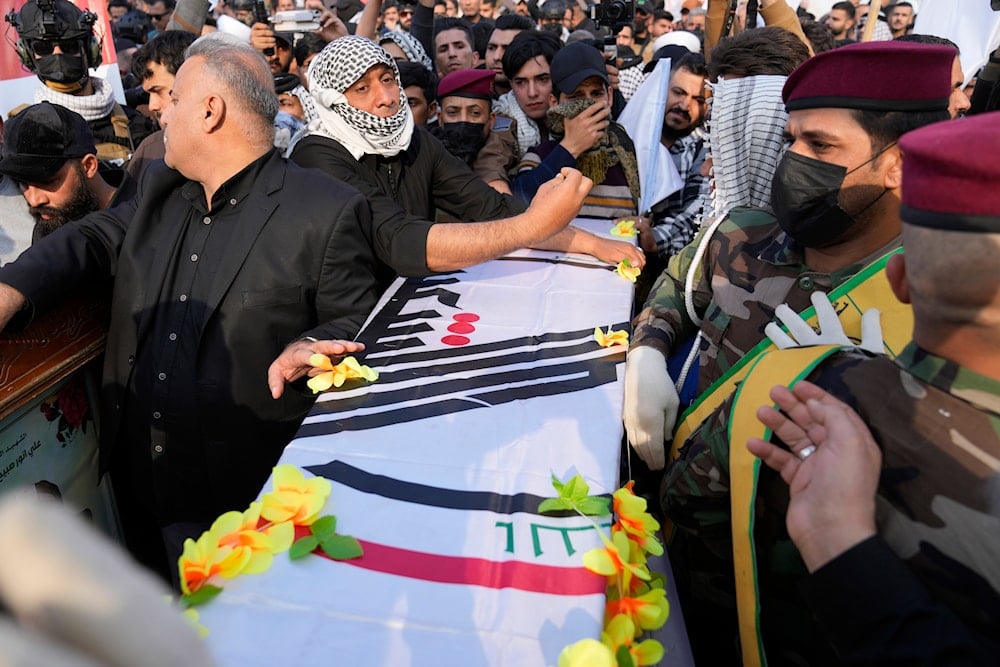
[{"xmin": 31, "ymin": 39, "xmax": 83, "ymax": 57}]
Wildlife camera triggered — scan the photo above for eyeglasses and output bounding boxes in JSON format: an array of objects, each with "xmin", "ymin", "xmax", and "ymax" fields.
[
  {"xmin": 149, "ymin": 11, "xmax": 172, "ymax": 19},
  {"xmin": 31, "ymin": 39, "xmax": 83, "ymax": 57}
]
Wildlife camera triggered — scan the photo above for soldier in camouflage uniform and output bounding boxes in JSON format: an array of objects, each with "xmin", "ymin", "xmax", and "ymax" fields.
[
  {"xmin": 623, "ymin": 42, "xmax": 957, "ymax": 470},
  {"xmin": 668, "ymin": 112, "xmax": 1000, "ymax": 664}
]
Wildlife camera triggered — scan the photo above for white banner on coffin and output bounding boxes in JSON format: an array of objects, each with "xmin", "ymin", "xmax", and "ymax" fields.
[{"xmin": 200, "ymin": 221, "xmax": 636, "ymax": 667}]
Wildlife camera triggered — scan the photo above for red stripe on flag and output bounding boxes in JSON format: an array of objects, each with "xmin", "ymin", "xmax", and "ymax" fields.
[{"xmin": 304, "ymin": 532, "xmax": 605, "ymax": 596}]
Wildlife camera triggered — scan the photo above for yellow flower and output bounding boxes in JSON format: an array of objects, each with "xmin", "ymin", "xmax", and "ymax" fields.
[
  {"xmin": 178, "ymin": 527, "xmax": 252, "ymax": 596},
  {"xmin": 307, "ymin": 354, "xmax": 378, "ymax": 394},
  {"xmin": 605, "ymin": 586, "xmax": 670, "ymax": 632},
  {"xmin": 593, "ymin": 326, "xmax": 629, "ymax": 348},
  {"xmin": 615, "ymin": 258, "xmax": 641, "ymax": 283},
  {"xmin": 216, "ymin": 502, "xmax": 295, "ymax": 574},
  {"xmin": 611, "ymin": 481, "xmax": 663, "ymax": 556},
  {"xmin": 611, "ymin": 219, "xmax": 639, "ymax": 238},
  {"xmin": 601, "ymin": 614, "xmax": 664, "ymax": 666},
  {"xmin": 260, "ymin": 464, "xmax": 332, "ymax": 526},
  {"xmin": 582, "ymin": 530, "xmax": 650, "ymax": 583},
  {"xmin": 558, "ymin": 638, "xmax": 616, "ymax": 667}
]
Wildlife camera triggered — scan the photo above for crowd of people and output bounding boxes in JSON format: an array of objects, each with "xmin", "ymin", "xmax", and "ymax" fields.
[{"xmin": 0, "ymin": 0, "xmax": 998, "ymax": 663}]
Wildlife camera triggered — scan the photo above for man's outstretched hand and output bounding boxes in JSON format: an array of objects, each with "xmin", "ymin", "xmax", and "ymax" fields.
[{"xmin": 268, "ymin": 338, "xmax": 366, "ymax": 399}]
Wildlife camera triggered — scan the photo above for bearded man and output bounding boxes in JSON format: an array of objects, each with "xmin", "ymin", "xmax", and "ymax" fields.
[{"xmin": 0, "ymin": 103, "xmax": 116, "ymax": 241}]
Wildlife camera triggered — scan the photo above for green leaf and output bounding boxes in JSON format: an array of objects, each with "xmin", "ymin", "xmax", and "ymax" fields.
[
  {"xmin": 310, "ymin": 515, "xmax": 338, "ymax": 539},
  {"xmin": 577, "ymin": 496, "xmax": 612, "ymax": 516},
  {"xmin": 320, "ymin": 534, "xmax": 364, "ymax": 560},
  {"xmin": 538, "ymin": 497, "xmax": 573, "ymax": 514},
  {"xmin": 562, "ymin": 474, "xmax": 589, "ymax": 502},
  {"xmin": 616, "ymin": 645, "xmax": 636, "ymax": 667},
  {"xmin": 179, "ymin": 584, "xmax": 223, "ymax": 609},
  {"xmin": 289, "ymin": 535, "xmax": 320, "ymax": 560},
  {"xmin": 615, "ymin": 646, "xmax": 635, "ymax": 667},
  {"xmin": 550, "ymin": 473, "xmax": 565, "ymax": 495}
]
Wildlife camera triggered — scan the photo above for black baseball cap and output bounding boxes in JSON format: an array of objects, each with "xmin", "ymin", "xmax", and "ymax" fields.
[
  {"xmin": 550, "ymin": 41, "xmax": 608, "ymax": 96},
  {"xmin": 0, "ymin": 102, "xmax": 96, "ymax": 183}
]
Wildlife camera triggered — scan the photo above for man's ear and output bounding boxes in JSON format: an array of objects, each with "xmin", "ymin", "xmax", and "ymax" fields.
[
  {"xmin": 427, "ymin": 100, "xmax": 439, "ymax": 122},
  {"xmin": 882, "ymin": 145, "xmax": 903, "ymax": 191},
  {"xmin": 203, "ymin": 94, "xmax": 226, "ymax": 132},
  {"xmin": 547, "ymin": 92, "xmax": 557, "ymax": 108},
  {"xmin": 79, "ymin": 154, "xmax": 100, "ymax": 180},
  {"xmin": 886, "ymin": 252, "xmax": 910, "ymax": 305}
]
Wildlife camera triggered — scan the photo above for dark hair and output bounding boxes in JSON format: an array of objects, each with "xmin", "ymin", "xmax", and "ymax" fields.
[
  {"xmin": 131, "ymin": 29, "xmax": 195, "ymax": 79},
  {"xmin": 108, "ymin": 0, "xmax": 133, "ymax": 9},
  {"xmin": 893, "ymin": 1, "xmax": 914, "ymax": 11},
  {"xmin": 494, "ymin": 12, "xmax": 533, "ymax": 31},
  {"xmin": 830, "ymin": 1, "xmax": 855, "ymax": 19},
  {"xmin": 433, "ymin": 16, "xmax": 474, "ymax": 49},
  {"xmin": 293, "ymin": 32, "xmax": 326, "ymax": 68},
  {"xmin": 471, "ymin": 19, "xmax": 494, "ymax": 59},
  {"xmin": 853, "ymin": 108, "xmax": 950, "ymax": 153},
  {"xmin": 672, "ymin": 51, "xmax": 707, "ymax": 78},
  {"xmin": 652, "ymin": 9, "xmax": 671, "ymax": 22},
  {"xmin": 398, "ymin": 59, "xmax": 437, "ymax": 101},
  {"xmin": 501, "ymin": 29, "xmax": 561, "ymax": 80},
  {"xmin": 155, "ymin": 0, "xmax": 177, "ymax": 10},
  {"xmin": 799, "ymin": 18, "xmax": 836, "ymax": 53},
  {"xmin": 708, "ymin": 26, "xmax": 810, "ymax": 79},
  {"xmin": 895, "ymin": 33, "xmax": 959, "ymax": 54}
]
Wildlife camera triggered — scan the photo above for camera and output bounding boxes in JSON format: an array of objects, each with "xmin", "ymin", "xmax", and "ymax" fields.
[
  {"xmin": 591, "ymin": 0, "xmax": 634, "ymax": 32},
  {"xmin": 272, "ymin": 9, "xmax": 321, "ymax": 32}
]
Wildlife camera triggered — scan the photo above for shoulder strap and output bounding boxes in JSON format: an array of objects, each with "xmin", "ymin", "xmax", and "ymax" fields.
[
  {"xmin": 669, "ymin": 246, "xmax": 910, "ymax": 463},
  {"xmin": 727, "ymin": 344, "xmax": 846, "ymax": 667}
]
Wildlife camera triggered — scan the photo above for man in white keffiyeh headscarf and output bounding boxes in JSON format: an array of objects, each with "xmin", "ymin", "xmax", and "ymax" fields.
[
  {"xmin": 297, "ymin": 35, "xmax": 415, "ymax": 159},
  {"xmin": 289, "ymin": 35, "xmax": 643, "ymax": 291}
]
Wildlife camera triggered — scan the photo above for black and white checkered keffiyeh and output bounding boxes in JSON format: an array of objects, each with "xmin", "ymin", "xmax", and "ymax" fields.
[
  {"xmin": 706, "ymin": 74, "xmax": 788, "ymax": 220},
  {"xmin": 302, "ymin": 35, "xmax": 413, "ymax": 160},
  {"xmin": 379, "ymin": 31, "xmax": 433, "ymax": 73}
]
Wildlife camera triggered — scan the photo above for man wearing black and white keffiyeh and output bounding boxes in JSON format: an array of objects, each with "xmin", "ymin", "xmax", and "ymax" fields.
[{"xmin": 289, "ymin": 35, "xmax": 645, "ymax": 291}]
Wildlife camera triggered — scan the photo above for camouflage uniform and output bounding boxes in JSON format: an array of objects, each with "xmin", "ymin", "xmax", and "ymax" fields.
[
  {"xmin": 631, "ymin": 207, "xmax": 901, "ymax": 394},
  {"xmin": 664, "ymin": 344, "xmax": 1000, "ymax": 663}
]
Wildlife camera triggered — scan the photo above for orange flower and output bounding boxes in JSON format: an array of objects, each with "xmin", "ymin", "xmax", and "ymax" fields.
[
  {"xmin": 611, "ymin": 219, "xmax": 639, "ymax": 238},
  {"xmin": 611, "ymin": 481, "xmax": 663, "ymax": 556},
  {"xmin": 178, "ymin": 524, "xmax": 252, "ymax": 596},
  {"xmin": 307, "ymin": 354, "xmax": 378, "ymax": 394},
  {"xmin": 583, "ymin": 530, "xmax": 650, "ymax": 583},
  {"xmin": 601, "ymin": 613, "xmax": 664, "ymax": 666},
  {"xmin": 605, "ymin": 586, "xmax": 669, "ymax": 632},
  {"xmin": 593, "ymin": 326, "xmax": 629, "ymax": 348},
  {"xmin": 616, "ymin": 258, "xmax": 641, "ymax": 283},
  {"xmin": 178, "ymin": 503, "xmax": 296, "ymax": 595},
  {"xmin": 260, "ymin": 464, "xmax": 332, "ymax": 526}
]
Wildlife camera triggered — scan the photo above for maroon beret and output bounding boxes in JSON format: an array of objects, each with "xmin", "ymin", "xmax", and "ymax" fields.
[
  {"xmin": 437, "ymin": 68, "xmax": 496, "ymax": 102},
  {"xmin": 899, "ymin": 112, "xmax": 1000, "ymax": 232},
  {"xmin": 783, "ymin": 42, "xmax": 954, "ymax": 113}
]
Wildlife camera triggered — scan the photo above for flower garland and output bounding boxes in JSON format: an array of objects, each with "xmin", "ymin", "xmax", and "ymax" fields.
[
  {"xmin": 541, "ymin": 474, "xmax": 669, "ymax": 667},
  {"xmin": 177, "ymin": 465, "xmax": 363, "ymax": 609}
]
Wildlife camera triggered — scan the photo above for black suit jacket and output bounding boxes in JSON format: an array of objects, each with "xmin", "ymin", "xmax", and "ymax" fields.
[{"xmin": 0, "ymin": 151, "xmax": 380, "ymax": 521}]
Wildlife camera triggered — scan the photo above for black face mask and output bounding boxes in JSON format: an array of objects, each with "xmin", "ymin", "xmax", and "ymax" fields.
[
  {"xmin": 35, "ymin": 53, "xmax": 88, "ymax": 89},
  {"xmin": 771, "ymin": 150, "xmax": 887, "ymax": 249},
  {"xmin": 432, "ymin": 122, "xmax": 487, "ymax": 165}
]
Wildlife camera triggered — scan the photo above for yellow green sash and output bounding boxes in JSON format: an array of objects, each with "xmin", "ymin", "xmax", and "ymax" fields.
[
  {"xmin": 727, "ymin": 344, "xmax": 845, "ymax": 667},
  {"xmin": 669, "ymin": 247, "xmax": 910, "ymax": 462}
]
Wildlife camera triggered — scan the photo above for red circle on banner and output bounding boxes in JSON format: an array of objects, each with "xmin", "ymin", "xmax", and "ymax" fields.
[
  {"xmin": 453, "ymin": 313, "xmax": 480, "ymax": 323},
  {"xmin": 447, "ymin": 322, "xmax": 475, "ymax": 334},
  {"xmin": 441, "ymin": 335, "xmax": 470, "ymax": 346}
]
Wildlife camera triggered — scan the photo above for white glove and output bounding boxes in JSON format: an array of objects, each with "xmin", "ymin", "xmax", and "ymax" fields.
[
  {"xmin": 765, "ymin": 291, "xmax": 884, "ymax": 354},
  {"xmin": 623, "ymin": 346, "xmax": 680, "ymax": 470}
]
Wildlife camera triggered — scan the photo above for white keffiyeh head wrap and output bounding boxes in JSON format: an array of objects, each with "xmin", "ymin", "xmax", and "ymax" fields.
[
  {"xmin": 379, "ymin": 31, "xmax": 433, "ymax": 73},
  {"xmin": 302, "ymin": 35, "xmax": 414, "ymax": 160},
  {"xmin": 706, "ymin": 74, "xmax": 788, "ymax": 220}
]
